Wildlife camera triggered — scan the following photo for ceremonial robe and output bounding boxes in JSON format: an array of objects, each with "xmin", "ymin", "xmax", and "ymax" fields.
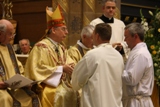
[
  {"xmin": 72, "ymin": 43, "xmax": 124, "ymax": 107},
  {"xmin": 122, "ymin": 43, "xmax": 154, "ymax": 107},
  {"xmin": 25, "ymin": 38, "xmax": 78, "ymax": 107},
  {"xmin": 0, "ymin": 44, "xmax": 40, "ymax": 107},
  {"xmin": 68, "ymin": 40, "xmax": 91, "ymax": 64}
]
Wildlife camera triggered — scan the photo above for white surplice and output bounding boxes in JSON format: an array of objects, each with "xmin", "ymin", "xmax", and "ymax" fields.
[
  {"xmin": 71, "ymin": 43, "xmax": 124, "ymax": 107},
  {"xmin": 122, "ymin": 42, "xmax": 154, "ymax": 107}
]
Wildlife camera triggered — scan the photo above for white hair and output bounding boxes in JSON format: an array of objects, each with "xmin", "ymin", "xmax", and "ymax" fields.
[
  {"xmin": 81, "ymin": 25, "xmax": 94, "ymax": 38},
  {"xmin": 19, "ymin": 39, "xmax": 30, "ymax": 46}
]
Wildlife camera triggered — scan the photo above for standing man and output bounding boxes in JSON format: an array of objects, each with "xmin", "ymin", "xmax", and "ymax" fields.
[
  {"xmin": 0, "ymin": 19, "xmax": 41, "ymax": 107},
  {"xmin": 71, "ymin": 23, "xmax": 124, "ymax": 107},
  {"xmin": 90, "ymin": 0, "xmax": 129, "ymax": 62},
  {"xmin": 25, "ymin": 5, "xmax": 78, "ymax": 107},
  {"xmin": 17, "ymin": 39, "xmax": 31, "ymax": 54},
  {"xmin": 68, "ymin": 25, "xmax": 94, "ymax": 64},
  {"xmin": 122, "ymin": 22, "xmax": 154, "ymax": 107}
]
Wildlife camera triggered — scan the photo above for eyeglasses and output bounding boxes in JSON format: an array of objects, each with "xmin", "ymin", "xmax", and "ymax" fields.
[
  {"xmin": 55, "ymin": 27, "xmax": 68, "ymax": 32},
  {"xmin": 60, "ymin": 27, "xmax": 68, "ymax": 31},
  {"xmin": 0, "ymin": 31, "xmax": 16, "ymax": 39}
]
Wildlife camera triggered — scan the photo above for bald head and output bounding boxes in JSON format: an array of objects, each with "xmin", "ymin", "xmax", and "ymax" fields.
[
  {"xmin": 0, "ymin": 19, "xmax": 14, "ymax": 45},
  {"xmin": 0, "ymin": 19, "xmax": 13, "ymax": 31}
]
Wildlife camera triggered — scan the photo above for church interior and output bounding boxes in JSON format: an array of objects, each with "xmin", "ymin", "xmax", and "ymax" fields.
[{"xmin": 0, "ymin": 0, "xmax": 159, "ymax": 107}]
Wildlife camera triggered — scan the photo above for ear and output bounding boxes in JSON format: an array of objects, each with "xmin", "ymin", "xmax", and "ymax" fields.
[
  {"xmin": 83, "ymin": 35, "xmax": 87, "ymax": 38},
  {"xmin": 51, "ymin": 27, "xmax": 56, "ymax": 34},
  {"xmin": 95, "ymin": 33, "xmax": 100, "ymax": 41},
  {"xmin": 134, "ymin": 34, "xmax": 139, "ymax": 39}
]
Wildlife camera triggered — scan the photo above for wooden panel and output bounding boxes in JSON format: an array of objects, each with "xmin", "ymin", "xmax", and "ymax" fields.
[
  {"xmin": 0, "ymin": 0, "xmax": 52, "ymax": 45},
  {"xmin": 151, "ymin": 81, "xmax": 160, "ymax": 107},
  {"xmin": 14, "ymin": 12, "xmax": 47, "ymax": 45},
  {"xmin": 12, "ymin": 0, "xmax": 51, "ymax": 14}
]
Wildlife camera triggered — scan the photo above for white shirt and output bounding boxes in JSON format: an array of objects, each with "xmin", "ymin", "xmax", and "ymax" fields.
[{"xmin": 72, "ymin": 43, "xmax": 124, "ymax": 107}]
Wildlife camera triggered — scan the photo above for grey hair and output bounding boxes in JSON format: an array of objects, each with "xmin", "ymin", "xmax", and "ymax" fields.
[
  {"xmin": 0, "ymin": 22, "xmax": 7, "ymax": 33},
  {"xmin": 81, "ymin": 25, "xmax": 95, "ymax": 38},
  {"xmin": 125, "ymin": 22, "xmax": 145, "ymax": 41},
  {"xmin": 19, "ymin": 39, "xmax": 30, "ymax": 46}
]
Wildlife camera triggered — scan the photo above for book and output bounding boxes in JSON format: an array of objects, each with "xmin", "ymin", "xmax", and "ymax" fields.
[{"xmin": 4, "ymin": 74, "xmax": 37, "ymax": 89}]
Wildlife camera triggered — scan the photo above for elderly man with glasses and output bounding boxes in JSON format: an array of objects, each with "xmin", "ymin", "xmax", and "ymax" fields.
[
  {"xmin": 0, "ymin": 19, "xmax": 41, "ymax": 107},
  {"xmin": 25, "ymin": 5, "xmax": 79, "ymax": 107}
]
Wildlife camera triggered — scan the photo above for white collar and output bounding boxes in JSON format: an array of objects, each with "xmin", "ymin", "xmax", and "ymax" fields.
[
  {"xmin": 97, "ymin": 43, "xmax": 112, "ymax": 48},
  {"xmin": 46, "ymin": 37, "xmax": 58, "ymax": 46},
  {"xmin": 77, "ymin": 40, "xmax": 89, "ymax": 50}
]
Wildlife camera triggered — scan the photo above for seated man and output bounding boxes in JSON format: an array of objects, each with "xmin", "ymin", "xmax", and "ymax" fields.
[
  {"xmin": 24, "ymin": 5, "xmax": 78, "ymax": 107},
  {"xmin": 68, "ymin": 25, "xmax": 94, "ymax": 64},
  {"xmin": 16, "ymin": 39, "xmax": 31, "ymax": 54},
  {"xmin": 0, "ymin": 19, "xmax": 41, "ymax": 107}
]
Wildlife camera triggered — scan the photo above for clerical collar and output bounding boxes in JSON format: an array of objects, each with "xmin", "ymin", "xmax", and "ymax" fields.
[
  {"xmin": 99, "ymin": 15, "xmax": 114, "ymax": 23},
  {"xmin": 77, "ymin": 40, "xmax": 89, "ymax": 50}
]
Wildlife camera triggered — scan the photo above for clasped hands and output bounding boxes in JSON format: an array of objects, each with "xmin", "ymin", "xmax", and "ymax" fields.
[{"xmin": 63, "ymin": 63, "xmax": 75, "ymax": 75}]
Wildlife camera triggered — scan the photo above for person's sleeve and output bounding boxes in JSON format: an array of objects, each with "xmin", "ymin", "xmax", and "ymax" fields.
[
  {"xmin": 71, "ymin": 57, "xmax": 89, "ymax": 90},
  {"xmin": 17, "ymin": 58, "xmax": 24, "ymax": 75},
  {"xmin": 43, "ymin": 66, "xmax": 63, "ymax": 87},
  {"xmin": 24, "ymin": 45, "xmax": 59, "ymax": 81},
  {"xmin": 122, "ymin": 54, "xmax": 147, "ymax": 86},
  {"xmin": 67, "ymin": 47, "xmax": 82, "ymax": 64}
]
